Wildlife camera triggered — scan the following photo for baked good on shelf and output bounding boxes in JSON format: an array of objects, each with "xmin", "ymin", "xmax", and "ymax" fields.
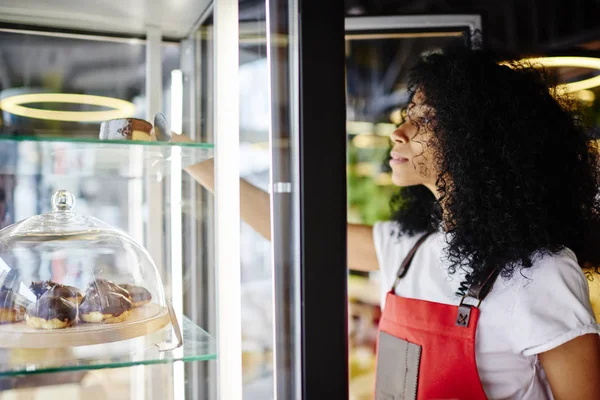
[
  {"xmin": 79, "ymin": 280, "xmax": 133, "ymax": 323},
  {"xmin": 99, "ymin": 118, "xmax": 156, "ymax": 141},
  {"xmin": 0, "ymin": 289, "xmax": 26, "ymax": 324},
  {"xmin": 30, "ymin": 281, "xmax": 84, "ymax": 304},
  {"xmin": 29, "ymin": 281, "xmax": 52, "ymax": 299},
  {"xmin": 118, "ymin": 284, "xmax": 152, "ymax": 307},
  {"xmin": 79, "ymin": 292, "xmax": 132, "ymax": 323},
  {"xmin": 87, "ymin": 279, "xmax": 131, "ymax": 301},
  {"xmin": 25, "ymin": 296, "xmax": 77, "ymax": 329}
]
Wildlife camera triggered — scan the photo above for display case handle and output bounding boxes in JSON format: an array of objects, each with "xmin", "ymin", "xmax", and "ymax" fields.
[{"xmin": 155, "ymin": 301, "xmax": 184, "ymax": 352}]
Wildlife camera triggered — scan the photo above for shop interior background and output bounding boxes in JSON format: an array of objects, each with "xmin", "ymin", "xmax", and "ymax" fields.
[{"xmin": 344, "ymin": 1, "xmax": 600, "ymax": 399}]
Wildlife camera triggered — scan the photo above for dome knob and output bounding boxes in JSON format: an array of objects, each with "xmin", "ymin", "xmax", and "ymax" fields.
[{"xmin": 51, "ymin": 190, "xmax": 75, "ymax": 212}]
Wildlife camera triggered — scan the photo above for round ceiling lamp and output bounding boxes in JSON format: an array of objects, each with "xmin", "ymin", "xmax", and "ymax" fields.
[
  {"xmin": 0, "ymin": 93, "xmax": 136, "ymax": 122},
  {"xmin": 519, "ymin": 56, "xmax": 600, "ymax": 93}
]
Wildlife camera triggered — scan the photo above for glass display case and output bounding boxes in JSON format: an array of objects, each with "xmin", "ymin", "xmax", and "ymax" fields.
[
  {"xmin": 0, "ymin": 0, "xmax": 347, "ymax": 399},
  {"xmin": 344, "ymin": 15, "xmax": 481, "ymax": 400}
]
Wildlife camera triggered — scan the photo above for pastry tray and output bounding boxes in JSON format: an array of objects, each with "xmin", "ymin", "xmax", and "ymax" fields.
[
  {"xmin": 0, "ymin": 303, "xmax": 170, "ymax": 348},
  {"xmin": 0, "ymin": 315, "xmax": 215, "ymax": 377}
]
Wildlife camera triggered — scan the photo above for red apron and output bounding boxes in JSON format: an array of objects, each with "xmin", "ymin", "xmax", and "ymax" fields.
[{"xmin": 375, "ymin": 231, "xmax": 498, "ymax": 400}]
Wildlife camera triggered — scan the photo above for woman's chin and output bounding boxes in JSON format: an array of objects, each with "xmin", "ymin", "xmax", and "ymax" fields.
[{"xmin": 391, "ymin": 175, "xmax": 416, "ymax": 187}]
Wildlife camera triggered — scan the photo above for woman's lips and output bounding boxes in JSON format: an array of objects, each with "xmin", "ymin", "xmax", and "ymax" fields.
[{"xmin": 390, "ymin": 151, "xmax": 409, "ymax": 165}]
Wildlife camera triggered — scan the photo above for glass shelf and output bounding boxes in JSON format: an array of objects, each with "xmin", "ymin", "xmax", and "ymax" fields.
[
  {"xmin": 0, "ymin": 136, "xmax": 214, "ymax": 178},
  {"xmin": 0, "ymin": 316, "xmax": 216, "ymax": 377}
]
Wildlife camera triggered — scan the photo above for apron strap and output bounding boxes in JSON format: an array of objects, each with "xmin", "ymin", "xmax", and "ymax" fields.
[
  {"xmin": 466, "ymin": 268, "xmax": 501, "ymax": 303},
  {"xmin": 389, "ymin": 230, "xmax": 436, "ymax": 292},
  {"xmin": 456, "ymin": 268, "xmax": 500, "ymax": 327}
]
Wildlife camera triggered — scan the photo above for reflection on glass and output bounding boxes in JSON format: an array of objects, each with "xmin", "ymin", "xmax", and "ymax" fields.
[
  {"xmin": 0, "ymin": 28, "xmax": 183, "ymax": 242},
  {"xmin": 239, "ymin": 8, "xmax": 275, "ymax": 399},
  {"xmin": 0, "ymin": 27, "xmax": 213, "ymax": 398},
  {"xmin": 346, "ymin": 31, "xmax": 468, "ymax": 225},
  {"xmin": 182, "ymin": 14, "xmax": 219, "ymax": 400},
  {"xmin": 0, "ymin": 30, "xmax": 180, "ymax": 139},
  {"xmin": 345, "ymin": 28, "xmax": 470, "ymax": 399}
]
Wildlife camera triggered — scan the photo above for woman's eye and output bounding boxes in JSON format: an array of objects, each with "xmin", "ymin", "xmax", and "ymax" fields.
[{"xmin": 393, "ymin": 108, "xmax": 408, "ymax": 127}]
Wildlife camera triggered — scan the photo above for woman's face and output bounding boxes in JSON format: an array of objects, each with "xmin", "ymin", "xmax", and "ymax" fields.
[{"xmin": 389, "ymin": 92, "xmax": 439, "ymax": 195}]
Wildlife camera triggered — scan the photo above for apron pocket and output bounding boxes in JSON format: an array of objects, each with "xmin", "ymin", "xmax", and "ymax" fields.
[{"xmin": 375, "ymin": 331, "xmax": 421, "ymax": 400}]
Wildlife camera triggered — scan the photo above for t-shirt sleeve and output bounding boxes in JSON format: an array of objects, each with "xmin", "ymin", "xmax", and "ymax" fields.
[
  {"xmin": 372, "ymin": 221, "xmax": 400, "ymax": 304},
  {"xmin": 509, "ymin": 250, "xmax": 600, "ymax": 356},
  {"xmin": 373, "ymin": 221, "xmax": 394, "ymax": 270}
]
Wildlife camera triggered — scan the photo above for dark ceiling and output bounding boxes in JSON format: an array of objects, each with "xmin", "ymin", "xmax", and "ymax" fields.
[{"xmin": 343, "ymin": 0, "xmax": 600, "ymax": 54}]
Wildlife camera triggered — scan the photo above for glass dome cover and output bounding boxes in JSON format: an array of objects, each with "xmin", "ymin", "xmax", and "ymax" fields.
[
  {"xmin": 0, "ymin": 190, "xmax": 168, "ymax": 347},
  {"xmin": 4, "ymin": 190, "xmax": 126, "ymax": 240}
]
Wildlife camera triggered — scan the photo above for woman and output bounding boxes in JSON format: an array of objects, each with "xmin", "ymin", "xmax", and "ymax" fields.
[
  {"xmin": 365, "ymin": 45, "xmax": 600, "ymax": 400},
  {"xmin": 178, "ymin": 44, "xmax": 600, "ymax": 399}
]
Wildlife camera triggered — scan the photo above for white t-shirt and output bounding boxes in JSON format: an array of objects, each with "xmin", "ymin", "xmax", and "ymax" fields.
[{"xmin": 373, "ymin": 221, "xmax": 600, "ymax": 400}]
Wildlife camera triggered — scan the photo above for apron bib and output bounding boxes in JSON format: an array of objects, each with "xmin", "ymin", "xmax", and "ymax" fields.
[{"xmin": 375, "ymin": 231, "xmax": 498, "ymax": 400}]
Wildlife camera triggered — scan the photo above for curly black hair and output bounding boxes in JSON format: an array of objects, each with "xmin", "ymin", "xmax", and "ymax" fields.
[{"xmin": 391, "ymin": 42, "xmax": 600, "ymax": 292}]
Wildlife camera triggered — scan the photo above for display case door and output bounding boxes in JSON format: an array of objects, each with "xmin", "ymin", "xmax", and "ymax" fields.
[
  {"xmin": 209, "ymin": 0, "xmax": 348, "ymax": 399},
  {"xmin": 268, "ymin": 1, "xmax": 349, "ymax": 399},
  {"xmin": 344, "ymin": 13, "xmax": 482, "ymax": 399}
]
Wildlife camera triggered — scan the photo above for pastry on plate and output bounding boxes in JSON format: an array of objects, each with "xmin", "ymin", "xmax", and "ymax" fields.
[
  {"xmin": 118, "ymin": 284, "xmax": 152, "ymax": 308},
  {"xmin": 86, "ymin": 279, "xmax": 131, "ymax": 301},
  {"xmin": 25, "ymin": 296, "xmax": 77, "ymax": 329},
  {"xmin": 30, "ymin": 281, "xmax": 84, "ymax": 304},
  {"xmin": 0, "ymin": 289, "xmax": 26, "ymax": 324},
  {"xmin": 79, "ymin": 291, "xmax": 132, "ymax": 323},
  {"xmin": 79, "ymin": 280, "xmax": 133, "ymax": 323}
]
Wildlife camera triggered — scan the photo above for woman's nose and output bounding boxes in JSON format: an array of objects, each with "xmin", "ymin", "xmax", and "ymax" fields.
[{"xmin": 390, "ymin": 124, "xmax": 409, "ymax": 144}]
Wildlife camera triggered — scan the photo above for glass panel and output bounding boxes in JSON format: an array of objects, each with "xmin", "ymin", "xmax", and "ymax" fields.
[
  {"xmin": 265, "ymin": 0, "xmax": 302, "ymax": 398},
  {"xmin": 346, "ymin": 29, "xmax": 469, "ymax": 225},
  {"xmin": 0, "ymin": 26, "xmax": 216, "ymax": 400},
  {"xmin": 182, "ymin": 12, "xmax": 218, "ymax": 400},
  {"xmin": 0, "ymin": 316, "xmax": 216, "ymax": 377},
  {"xmin": 0, "ymin": 137, "xmax": 213, "ymax": 177},
  {"xmin": 345, "ymin": 25, "xmax": 472, "ymax": 398},
  {"xmin": 0, "ymin": 30, "xmax": 180, "ymax": 140},
  {"xmin": 0, "ymin": 363, "xmax": 178, "ymax": 398},
  {"xmin": 238, "ymin": 4, "xmax": 274, "ymax": 399}
]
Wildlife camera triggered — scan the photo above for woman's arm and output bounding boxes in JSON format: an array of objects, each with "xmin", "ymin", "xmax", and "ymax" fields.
[
  {"xmin": 181, "ymin": 157, "xmax": 272, "ymax": 241},
  {"xmin": 174, "ymin": 134, "xmax": 379, "ymax": 271},
  {"xmin": 539, "ymin": 333, "xmax": 600, "ymax": 399},
  {"xmin": 348, "ymin": 224, "xmax": 378, "ymax": 271},
  {"xmin": 173, "ymin": 133, "xmax": 271, "ymax": 240}
]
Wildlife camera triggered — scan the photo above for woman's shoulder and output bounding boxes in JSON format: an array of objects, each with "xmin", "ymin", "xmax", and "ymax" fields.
[
  {"xmin": 516, "ymin": 247, "xmax": 584, "ymax": 288},
  {"xmin": 372, "ymin": 220, "xmax": 440, "ymax": 272},
  {"xmin": 491, "ymin": 247, "xmax": 586, "ymax": 299},
  {"xmin": 373, "ymin": 220, "xmax": 401, "ymax": 238},
  {"xmin": 491, "ymin": 247, "xmax": 598, "ymax": 356},
  {"xmin": 373, "ymin": 220, "xmax": 434, "ymax": 245},
  {"xmin": 476, "ymin": 247, "xmax": 600, "ymax": 357},
  {"xmin": 373, "ymin": 221, "xmax": 426, "ymax": 256}
]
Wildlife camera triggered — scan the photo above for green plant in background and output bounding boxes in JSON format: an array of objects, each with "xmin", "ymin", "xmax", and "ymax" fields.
[
  {"xmin": 347, "ymin": 140, "xmax": 396, "ymax": 225},
  {"xmin": 347, "ymin": 173, "xmax": 395, "ymax": 224}
]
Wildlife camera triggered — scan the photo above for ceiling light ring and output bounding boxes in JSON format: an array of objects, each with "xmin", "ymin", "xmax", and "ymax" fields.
[
  {"xmin": 517, "ymin": 56, "xmax": 600, "ymax": 93},
  {"xmin": 0, "ymin": 93, "xmax": 136, "ymax": 122}
]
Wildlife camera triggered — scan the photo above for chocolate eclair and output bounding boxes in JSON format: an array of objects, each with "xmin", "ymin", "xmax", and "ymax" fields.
[
  {"xmin": 30, "ymin": 281, "xmax": 84, "ymax": 304},
  {"xmin": 25, "ymin": 296, "xmax": 77, "ymax": 329},
  {"xmin": 87, "ymin": 279, "xmax": 131, "ymax": 301},
  {"xmin": 0, "ymin": 290, "xmax": 26, "ymax": 324},
  {"xmin": 79, "ymin": 291, "xmax": 132, "ymax": 324},
  {"xmin": 118, "ymin": 284, "xmax": 152, "ymax": 308},
  {"xmin": 29, "ymin": 281, "xmax": 52, "ymax": 299}
]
